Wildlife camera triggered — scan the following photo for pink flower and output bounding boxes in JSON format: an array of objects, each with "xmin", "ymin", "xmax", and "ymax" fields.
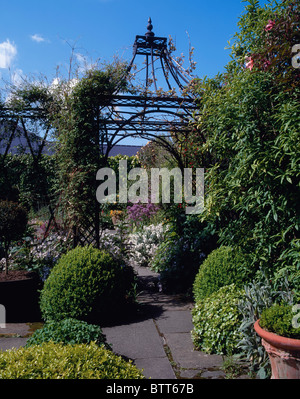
[
  {"xmin": 265, "ymin": 20, "xmax": 275, "ymax": 31},
  {"xmin": 245, "ymin": 56, "xmax": 254, "ymax": 71},
  {"xmin": 263, "ymin": 59, "xmax": 271, "ymax": 70}
]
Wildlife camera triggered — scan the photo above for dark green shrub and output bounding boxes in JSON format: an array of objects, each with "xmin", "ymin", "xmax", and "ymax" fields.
[
  {"xmin": 39, "ymin": 245, "xmax": 136, "ymax": 322},
  {"xmin": 193, "ymin": 246, "xmax": 253, "ymax": 302},
  {"xmin": 25, "ymin": 318, "xmax": 109, "ymax": 348},
  {"xmin": 191, "ymin": 284, "xmax": 245, "ymax": 355},
  {"xmin": 260, "ymin": 303, "xmax": 300, "ymax": 339},
  {"xmin": 151, "ymin": 215, "xmax": 218, "ymax": 295},
  {"xmin": 0, "ymin": 200, "xmax": 28, "ymax": 274},
  {"xmin": 0, "ymin": 341, "xmax": 145, "ymax": 379}
]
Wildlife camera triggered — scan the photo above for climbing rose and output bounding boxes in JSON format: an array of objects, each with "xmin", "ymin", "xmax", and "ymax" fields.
[
  {"xmin": 265, "ymin": 20, "xmax": 275, "ymax": 31},
  {"xmin": 245, "ymin": 56, "xmax": 254, "ymax": 70}
]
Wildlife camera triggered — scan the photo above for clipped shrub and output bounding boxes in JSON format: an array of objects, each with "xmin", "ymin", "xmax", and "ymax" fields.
[
  {"xmin": 191, "ymin": 284, "xmax": 245, "ymax": 355},
  {"xmin": 193, "ymin": 246, "xmax": 253, "ymax": 302},
  {"xmin": 39, "ymin": 245, "xmax": 136, "ymax": 322},
  {"xmin": 25, "ymin": 318, "xmax": 108, "ymax": 348},
  {"xmin": 0, "ymin": 341, "xmax": 145, "ymax": 379},
  {"xmin": 259, "ymin": 303, "xmax": 300, "ymax": 339}
]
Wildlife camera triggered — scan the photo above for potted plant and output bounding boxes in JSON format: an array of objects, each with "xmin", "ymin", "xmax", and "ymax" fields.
[
  {"xmin": 0, "ymin": 200, "xmax": 40, "ymax": 322},
  {"xmin": 254, "ymin": 303, "xmax": 300, "ymax": 379}
]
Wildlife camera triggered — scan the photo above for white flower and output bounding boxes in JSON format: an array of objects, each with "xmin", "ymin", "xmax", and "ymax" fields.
[{"xmin": 127, "ymin": 223, "xmax": 167, "ymax": 267}]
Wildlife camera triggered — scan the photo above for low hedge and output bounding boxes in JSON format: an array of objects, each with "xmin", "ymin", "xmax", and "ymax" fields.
[
  {"xmin": 39, "ymin": 245, "xmax": 135, "ymax": 322},
  {"xmin": 193, "ymin": 246, "xmax": 253, "ymax": 302},
  {"xmin": 0, "ymin": 342, "xmax": 145, "ymax": 379},
  {"xmin": 191, "ymin": 284, "xmax": 245, "ymax": 355},
  {"xmin": 25, "ymin": 318, "xmax": 109, "ymax": 348}
]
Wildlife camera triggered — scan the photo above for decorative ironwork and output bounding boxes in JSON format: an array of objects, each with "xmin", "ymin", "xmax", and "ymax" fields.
[
  {"xmin": 0, "ymin": 18, "xmax": 197, "ymax": 248},
  {"xmin": 99, "ymin": 18, "xmax": 197, "ymax": 160}
]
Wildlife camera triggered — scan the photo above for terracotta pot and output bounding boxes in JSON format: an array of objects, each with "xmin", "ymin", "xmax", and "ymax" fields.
[{"xmin": 254, "ymin": 319, "xmax": 300, "ymax": 379}]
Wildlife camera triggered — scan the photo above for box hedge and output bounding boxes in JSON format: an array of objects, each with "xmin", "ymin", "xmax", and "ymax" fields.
[
  {"xmin": 0, "ymin": 342, "xmax": 144, "ymax": 379},
  {"xmin": 39, "ymin": 245, "xmax": 135, "ymax": 323},
  {"xmin": 193, "ymin": 246, "xmax": 253, "ymax": 302}
]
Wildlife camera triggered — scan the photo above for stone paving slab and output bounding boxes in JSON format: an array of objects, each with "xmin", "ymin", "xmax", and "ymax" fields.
[
  {"xmin": 103, "ymin": 319, "xmax": 166, "ymax": 360},
  {"xmin": 102, "ymin": 318, "xmax": 176, "ymax": 380},
  {"xmin": 134, "ymin": 357, "xmax": 176, "ymax": 379},
  {"xmin": 164, "ymin": 332, "xmax": 224, "ymax": 372},
  {"xmin": 0, "ymin": 337, "xmax": 28, "ymax": 351},
  {"xmin": 155, "ymin": 310, "xmax": 194, "ymax": 334},
  {"xmin": 0, "ymin": 323, "xmax": 35, "ymax": 337}
]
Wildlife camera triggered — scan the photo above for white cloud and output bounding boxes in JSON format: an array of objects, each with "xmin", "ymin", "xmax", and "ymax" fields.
[
  {"xmin": 30, "ymin": 34, "xmax": 47, "ymax": 43},
  {"xmin": 0, "ymin": 39, "xmax": 17, "ymax": 69}
]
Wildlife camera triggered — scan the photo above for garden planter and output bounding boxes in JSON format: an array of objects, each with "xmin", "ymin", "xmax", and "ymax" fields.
[
  {"xmin": 254, "ymin": 320, "xmax": 300, "ymax": 379},
  {"xmin": 0, "ymin": 271, "xmax": 41, "ymax": 322}
]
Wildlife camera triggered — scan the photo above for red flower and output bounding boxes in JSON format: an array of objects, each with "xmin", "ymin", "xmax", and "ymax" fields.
[{"xmin": 265, "ymin": 20, "xmax": 275, "ymax": 31}]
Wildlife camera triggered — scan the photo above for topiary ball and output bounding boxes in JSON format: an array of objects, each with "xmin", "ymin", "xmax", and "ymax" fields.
[
  {"xmin": 39, "ymin": 245, "xmax": 135, "ymax": 323},
  {"xmin": 193, "ymin": 246, "xmax": 253, "ymax": 302}
]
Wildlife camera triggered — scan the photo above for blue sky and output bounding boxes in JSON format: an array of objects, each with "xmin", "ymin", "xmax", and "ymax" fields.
[{"xmin": 0, "ymin": 0, "xmax": 269, "ymax": 92}]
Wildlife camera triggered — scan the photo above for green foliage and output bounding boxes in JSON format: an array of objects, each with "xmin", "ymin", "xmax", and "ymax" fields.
[
  {"xmin": 0, "ymin": 154, "xmax": 57, "ymax": 211},
  {"xmin": 0, "ymin": 200, "xmax": 28, "ymax": 245},
  {"xmin": 137, "ymin": 139, "xmax": 175, "ymax": 169},
  {"xmin": 260, "ymin": 303, "xmax": 300, "ymax": 339},
  {"xmin": 189, "ymin": 0, "xmax": 300, "ymax": 280},
  {"xmin": 237, "ymin": 278, "xmax": 273, "ymax": 378},
  {"xmin": 0, "ymin": 200, "xmax": 28, "ymax": 273},
  {"xmin": 25, "ymin": 318, "xmax": 108, "ymax": 348},
  {"xmin": 0, "ymin": 341, "xmax": 145, "ymax": 379},
  {"xmin": 193, "ymin": 246, "xmax": 254, "ymax": 302},
  {"xmin": 229, "ymin": 0, "xmax": 300, "ymax": 88},
  {"xmin": 56, "ymin": 65, "xmax": 129, "ymax": 234},
  {"xmin": 151, "ymin": 214, "xmax": 217, "ymax": 295},
  {"xmin": 39, "ymin": 245, "xmax": 136, "ymax": 322},
  {"xmin": 191, "ymin": 284, "xmax": 245, "ymax": 355},
  {"xmin": 237, "ymin": 275, "xmax": 296, "ymax": 378}
]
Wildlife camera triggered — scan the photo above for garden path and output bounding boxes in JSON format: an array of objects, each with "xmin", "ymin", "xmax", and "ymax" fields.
[
  {"xmin": 101, "ymin": 264, "xmax": 228, "ymax": 379},
  {"xmin": 0, "ymin": 264, "xmax": 250, "ymax": 379}
]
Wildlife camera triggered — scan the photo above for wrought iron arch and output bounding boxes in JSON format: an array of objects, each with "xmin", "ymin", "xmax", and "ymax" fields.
[{"xmin": 99, "ymin": 17, "xmax": 198, "ymax": 164}]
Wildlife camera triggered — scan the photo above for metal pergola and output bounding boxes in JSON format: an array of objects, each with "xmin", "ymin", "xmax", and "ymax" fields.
[
  {"xmin": 98, "ymin": 18, "xmax": 198, "ymax": 161},
  {"xmin": 0, "ymin": 18, "xmax": 198, "ymax": 247}
]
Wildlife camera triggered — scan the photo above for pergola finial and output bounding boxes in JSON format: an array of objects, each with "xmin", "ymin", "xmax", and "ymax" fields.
[{"xmin": 145, "ymin": 17, "xmax": 155, "ymax": 38}]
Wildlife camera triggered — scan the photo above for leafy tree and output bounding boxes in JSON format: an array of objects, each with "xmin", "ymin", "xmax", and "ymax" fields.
[
  {"xmin": 54, "ymin": 62, "xmax": 129, "ymax": 245},
  {"xmin": 189, "ymin": 0, "xmax": 299, "ymax": 277}
]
